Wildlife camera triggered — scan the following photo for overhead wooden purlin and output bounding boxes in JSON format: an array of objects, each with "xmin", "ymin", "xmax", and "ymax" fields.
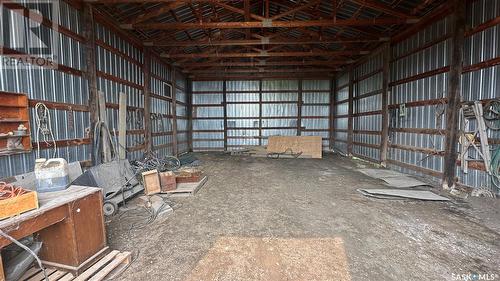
[{"xmin": 88, "ymin": 0, "xmax": 444, "ymax": 80}]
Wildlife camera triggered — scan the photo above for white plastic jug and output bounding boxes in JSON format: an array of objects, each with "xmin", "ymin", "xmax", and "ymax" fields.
[{"xmin": 35, "ymin": 158, "xmax": 70, "ymax": 192}]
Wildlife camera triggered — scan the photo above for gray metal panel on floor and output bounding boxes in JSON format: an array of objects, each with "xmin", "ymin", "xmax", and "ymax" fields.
[
  {"xmin": 357, "ymin": 168, "xmax": 428, "ymax": 188},
  {"xmin": 358, "ymin": 189, "xmax": 450, "ymax": 201}
]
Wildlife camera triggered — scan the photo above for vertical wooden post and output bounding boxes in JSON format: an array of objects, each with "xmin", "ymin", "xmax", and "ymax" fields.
[
  {"xmin": 171, "ymin": 68, "xmax": 178, "ymax": 155},
  {"xmin": 82, "ymin": 4, "xmax": 98, "ymax": 163},
  {"xmin": 443, "ymin": 0, "xmax": 466, "ymax": 189},
  {"xmin": 143, "ymin": 48, "xmax": 152, "ymax": 153},
  {"xmin": 222, "ymin": 80, "xmax": 228, "ymax": 151},
  {"xmin": 380, "ymin": 43, "xmax": 391, "ymax": 166},
  {"xmin": 347, "ymin": 68, "xmax": 354, "ymax": 155},
  {"xmin": 297, "ymin": 79, "xmax": 303, "ymax": 136},
  {"xmin": 187, "ymin": 78, "xmax": 193, "ymax": 152},
  {"xmin": 329, "ymin": 78, "xmax": 336, "ymax": 150},
  {"xmin": 258, "ymin": 79, "xmax": 263, "ymax": 146}
]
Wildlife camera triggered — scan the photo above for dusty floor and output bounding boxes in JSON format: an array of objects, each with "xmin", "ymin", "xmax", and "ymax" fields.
[{"xmin": 108, "ymin": 153, "xmax": 500, "ymax": 281}]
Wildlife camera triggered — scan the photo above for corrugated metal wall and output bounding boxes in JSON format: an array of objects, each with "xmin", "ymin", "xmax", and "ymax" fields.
[
  {"xmin": 175, "ymin": 71, "xmax": 189, "ymax": 153},
  {"xmin": 95, "ymin": 21, "xmax": 145, "ymax": 161},
  {"xmin": 352, "ymin": 53, "xmax": 383, "ymax": 162},
  {"xmin": 333, "ymin": 73, "xmax": 349, "ymax": 154},
  {"xmin": 191, "ymin": 79, "xmax": 332, "ymax": 151},
  {"xmin": 150, "ymin": 55, "xmax": 173, "ymax": 156},
  {"xmin": 0, "ymin": 1, "xmax": 90, "ymax": 178},
  {"xmin": 334, "ymin": 0, "xmax": 500, "ymax": 193},
  {"xmin": 0, "ymin": 3, "xmax": 180, "ymax": 178},
  {"xmin": 460, "ymin": 0, "xmax": 500, "ymax": 191},
  {"xmin": 388, "ymin": 15, "xmax": 450, "ymax": 182}
]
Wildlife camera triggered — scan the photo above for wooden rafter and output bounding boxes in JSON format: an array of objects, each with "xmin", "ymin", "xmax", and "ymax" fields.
[
  {"xmin": 145, "ymin": 36, "xmax": 389, "ymax": 47},
  {"xmin": 349, "ymin": 0, "xmax": 415, "ymax": 19},
  {"xmin": 161, "ymin": 49, "xmax": 369, "ymax": 59},
  {"xmin": 121, "ymin": 18, "xmax": 417, "ymax": 30}
]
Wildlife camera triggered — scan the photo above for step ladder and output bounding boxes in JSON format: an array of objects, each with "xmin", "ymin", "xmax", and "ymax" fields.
[{"xmin": 460, "ymin": 101, "xmax": 491, "ymax": 174}]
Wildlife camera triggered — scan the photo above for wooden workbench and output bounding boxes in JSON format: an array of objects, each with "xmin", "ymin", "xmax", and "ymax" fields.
[{"xmin": 0, "ymin": 185, "xmax": 107, "ymax": 279}]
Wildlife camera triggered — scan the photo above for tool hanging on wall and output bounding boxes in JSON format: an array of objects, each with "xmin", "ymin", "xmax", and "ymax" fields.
[
  {"xmin": 483, "ymin": 99, "xmax": 500, "ymax": 130},
  {"xmin": 34, "ymin": 103, "xmax": 57, "ymax": 159},
  {"xmin": 419, "ymin": 100, "xmax": 447, "ymax": 163},
  {"xmin": 459, "ymin": 101, "xmax": 492, "ymax": 174}
]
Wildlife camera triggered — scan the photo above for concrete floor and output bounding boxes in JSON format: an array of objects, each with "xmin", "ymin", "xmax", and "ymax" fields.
[{"xmin": 108, "ymin": 153, "xmax": 500, "ymax": 281}]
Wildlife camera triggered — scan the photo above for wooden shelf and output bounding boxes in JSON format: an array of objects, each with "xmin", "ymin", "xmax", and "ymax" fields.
[
  {"xmin": 0, "ymin": 91, "xmax": 31, "ymax": 156},
  {"xmin": 0, "ymin": 104, "xmax": 26, "ymax": 108},
  {"xmin": 0, "ymin": 119, "xmax": 29, "ymax": 123},
  {"xmin": 0, "ymin": 134, "xmax": 29, "ymax": 139}
]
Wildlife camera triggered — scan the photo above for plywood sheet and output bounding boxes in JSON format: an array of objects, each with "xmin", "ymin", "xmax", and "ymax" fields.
[
  {"xmin": 185, "ymin": 237, "xmax": 351, "ymax": 281},
  {"xmin": 267, "ymin": 136, "xmax": 322, "ymax": 159}
]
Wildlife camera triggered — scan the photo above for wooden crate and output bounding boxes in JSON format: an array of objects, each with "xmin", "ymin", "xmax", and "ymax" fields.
[
  {"xmin": 0, "ymin": 190, "xmax": 38, "ymax": 220},
  {"xmin": 142, "ymin": 170, "xmax": 161, "ymax": 195}
]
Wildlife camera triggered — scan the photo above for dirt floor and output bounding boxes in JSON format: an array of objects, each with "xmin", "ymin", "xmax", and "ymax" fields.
[{"xmin": 107, "ymin": 153, "xmax": 500, "ymax": 281}]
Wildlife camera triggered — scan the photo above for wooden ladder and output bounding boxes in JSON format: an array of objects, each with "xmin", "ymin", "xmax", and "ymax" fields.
[{"xmin": 459, "ymin": 101, "xmax": 492, "ymax": 174}]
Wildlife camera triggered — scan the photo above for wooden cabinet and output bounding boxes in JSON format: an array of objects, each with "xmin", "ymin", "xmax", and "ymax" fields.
[
  {"xmin": 0, "ymin": 186, "xmax": 108, "ymax": 278},
  {"xmin": 0, "ymin": 91, "xmax": 31, "ymax": 156}
]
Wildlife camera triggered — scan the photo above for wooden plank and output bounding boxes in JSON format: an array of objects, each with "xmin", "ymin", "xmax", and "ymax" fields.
[
  {"xmin": 442, "ymin": 0, "xmax": 466, "ymax": 189},
  {"xmin": 258, "ymin": 80, "xmax": 263, "ymax": 146},
  {"xmin": 380, "ymin": 44, "xmax": 390, "ymax": 165},
  {"xmin": 48, "ymin": 270, "xmax": 69, "ymax": 281},
  {"xmin": 166, "ymin": 176, "xmax": 208, "ymax": 197},
  {"xmin": 142, "ymin": 170, "xmax": 161, "ymax": 195},
  {"xmin": 73, "ymin": 250, "xmax": 120, "ymax": 281},
  {"xmin": 143, "ymin": 49, "xmax": 152, "ymax": 153},
  {"xmin": 118, "ymin": 92, "xmax": 127, "ymax": 159},
  {"xmin": 98, "ymin": 91, "xmax": 111, "ymax": 162},
  {"xmin": 347, "ymin": 68, "xmax": 354, "ymax": 155},
  {"xmin": 222, "ymin": 80, "xmax": 228, "ymax": 151},
  {"xmin": 55, "ymin": 273, "xmax": 75, "ymax": 281},
  {"xmin": 171, "ymin": 68, "xmax": 178, "ymax": 155},
  {"xmin": 329, "ymin": 78, "xmax": 335, "ymax": 150},
  {"xmin": 83, "ymin": 4, "xmax": 99, "ymax": 165},
  {"xmin": 297, "ymin": 79, "xmax": 303, "ymax": 136},
  {"xmin": 266, "ymin": 136, "xmax": 322, "ymax": 159},
  {"xmin": 19, "ymin": 266, "xmax": 41, "ymax": 280},
  {"xmin": 26, "ymin": 268, "xmax": 56, "ymax": 281},
  {"xmin": 87, "ymin": 252, "xmax": 131, "ymax": 281}
]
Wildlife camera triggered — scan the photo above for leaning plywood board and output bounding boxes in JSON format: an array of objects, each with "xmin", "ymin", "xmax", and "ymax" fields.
[{"xmin": 267, "ymin": 136, "xmax": 322, "ymax": 158}]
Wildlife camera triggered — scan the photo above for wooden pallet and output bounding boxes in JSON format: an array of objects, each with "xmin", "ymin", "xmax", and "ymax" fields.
[
  {"xmin": 20, "ymin": 250, "xmax": 131, "ymax": 281},
  {"xmin": 165, "ymin": 176, "xmax": 208, "ymax": 197}
]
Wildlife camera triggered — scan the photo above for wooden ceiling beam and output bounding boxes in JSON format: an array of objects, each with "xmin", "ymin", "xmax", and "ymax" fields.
[
  {"xmin": 211, "ymin": 1, "xmax": 265, "ymax": 21},
  {"xmin": 127, "ymin": 1, "xmax": 185, "ymax": 25},
  {"xmin": 181, "ymin": 59, "xmax": 351, "ymax": 69},
  {"xmin": 121, "ymin": 18, "xmax": 417, "ymax": 30},
  {"xmin": 187, "ymin": 67, "xmax": 340, "ymax": 74},
  {"xmin": 145, "ymin": 37, "xmax": 387, "ymax": 47},
  {"xmin": 270, "ymin": 0, "xmax": 322, "ymax": 20},
  {"xmin": 85, "ymin": 0, "xmax": 230, "ymax": 3},
  {"xmin": 191, "ymin": 73, "xmax": 335, "ymax": 80},
  {"xmin": 161, "ymin": 50, "xmax": 369, "ymax": 59}
]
